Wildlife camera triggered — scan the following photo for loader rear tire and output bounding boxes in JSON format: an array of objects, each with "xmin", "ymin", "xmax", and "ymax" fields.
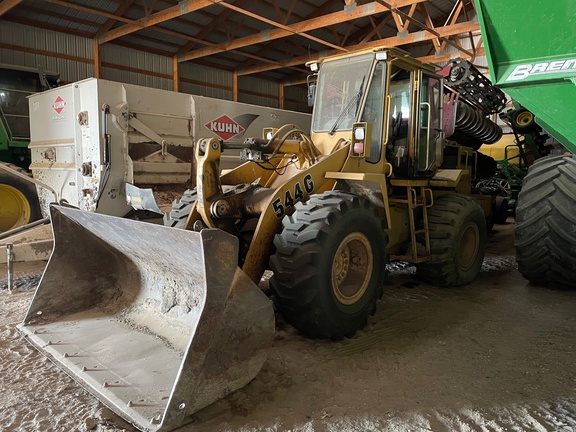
[
  {"xmin": 163, "ymin": 189, "xmax": 197, "ymax": 228},
  {"xmin": 416, "ymin": 194, "xmax": 487, "ymax": 287},
  {"xmin": 515, "ymin": 155, "xmax": 576, "ymax": 289},
  {"xmin": 269, "ymin": 191, "xmax": 387, "ymax": 340},
  {"xmin": 0, "ymin": 163, "xmax": 42, "ymax": 232}
]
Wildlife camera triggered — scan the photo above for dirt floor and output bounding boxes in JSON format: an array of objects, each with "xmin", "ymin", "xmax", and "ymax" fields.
[{"xmin": 1, "ymin": 220, "xmax": 576, "ymax": 431}]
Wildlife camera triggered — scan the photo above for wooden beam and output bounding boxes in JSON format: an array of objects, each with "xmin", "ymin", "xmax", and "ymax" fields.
[
  {"xmin": 238, "ymin": 19, "xmax": 480, "ymax": 76},
  {"xmin": 361, "ymin": 14, "xmax": 392, "ymax": 43},
  {"xmin": 176, "ymin": 0, "xmax": 253, "ymax": 54},
  {"xmin": 0, "ymin": 0, "xmax": 24, "ymax": 16},
  {"xmin": 19, "ymin": 5, "xmax": 100, "ymax": 29},
  {"xmin": 402, "ymin": 3, "xmax": 417, "ymax": 31},
  {"xmin": 44, "ymin": 0, "xmax": 135, "ymax": 23},
  {"xmin": 0, "ymin": 42, "xmax": 93, "ymax": 64},
  {"xmin": 101, "ymin": 62, "xmax": 172, "ymax": 79},
  {"xmin": 96, "ymin": 0, "xmax": 136, "ymax": 37},
  {"xmin": 375, "ymin": 0, "xmax": 474, "ymax": 57},
  {"xmin": 101, "ymin": 0, "xmax": 222, "ymax": 43},
  {"xmin": 235, "ymin": 0, "xmax": 335, "ymax": 71},
  {"xmin": 216, "ymin": 2, "xmax": 348, "ymax": 52},
  {"xmin": 418, "ymin": 47, "xmax": 485, "ymax": 64},
  {"xmin": 418, "ymin": 3, "xmax": 440, "ymax": 51},
  {"xmin": 180, "ymin": 0, "xmax": 427, "ymax": 62},
  {"xmin": 3, "ymin": 14, "xmax": 94, "ymax": 38}
]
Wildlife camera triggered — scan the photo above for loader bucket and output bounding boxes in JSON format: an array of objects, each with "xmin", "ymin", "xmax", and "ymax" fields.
[{"xmin": 17, "ymin": 205, "xmax": 275, "ymax": 432}]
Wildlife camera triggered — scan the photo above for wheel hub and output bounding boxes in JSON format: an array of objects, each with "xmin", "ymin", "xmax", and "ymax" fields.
[
  {"xmin": 0, "ymin": 184, "xmax": 31, "ymax": 232},
  {"xmin": 516, "ymin": 111, "xmax": 534, "ymax": 127},
  {"xmin": 332, "ymin": 232, "xmax": 373, "ymax": 306}
]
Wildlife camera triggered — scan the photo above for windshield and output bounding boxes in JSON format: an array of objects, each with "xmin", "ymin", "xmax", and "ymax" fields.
[{"xmin": 312, "ymin": 53, "xmax": 374, "ymax": 133}]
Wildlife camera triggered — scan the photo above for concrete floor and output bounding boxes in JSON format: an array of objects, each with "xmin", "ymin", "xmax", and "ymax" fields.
[{"xmin": 1, "ymin": 220, "xmax": 576, "ymax": 431}]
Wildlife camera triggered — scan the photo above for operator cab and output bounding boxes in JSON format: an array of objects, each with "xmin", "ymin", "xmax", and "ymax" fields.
[{"xmin": 309, "ymin": 49, "xmax": 444, "ymax": 179}]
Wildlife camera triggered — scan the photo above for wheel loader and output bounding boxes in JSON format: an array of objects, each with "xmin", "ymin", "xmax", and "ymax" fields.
[{"xmin": 18, "ymin": 47, "xmax": 503, "ymax": 431}]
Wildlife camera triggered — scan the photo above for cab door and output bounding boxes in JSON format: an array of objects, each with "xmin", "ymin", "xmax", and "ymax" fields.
[{"xmin": 416, "ymin": 71, "xmax": 443, "ymax": 177}]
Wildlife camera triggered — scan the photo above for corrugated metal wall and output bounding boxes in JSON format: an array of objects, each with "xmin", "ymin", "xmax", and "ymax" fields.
[
  {"xmin": 0, "ymin": 21, "xmax": 93, "ymax": 81},
  {"xmin": 285, "ymin": 86, "xmax": 311, "ymax": 113},
  {"xmin": 179, "ymin": 62, "xmax": 232, "ymax": 100},
  {"xmin": 0, "ymin": 20, "xmax": 308, "ymax": 111},
  {"xmin": 239, "ymin": 76, "xmax": 279, "ymax": 108},
  {"xmin": 101, "ymin": 44, "xmax": 173, "ymax": 90}
]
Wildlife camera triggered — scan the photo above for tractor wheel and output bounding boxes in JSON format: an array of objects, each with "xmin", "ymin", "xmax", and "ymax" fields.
[
  {"xmin": 163, "ymin": 188, "xmax": 197, "ymax": 228},
  {"xmin": 510, "ymin": 108, "xmax": 537, "ymax": 134},
  {"xmin": 416, "ymin": 194, "xmax": 487, "ymax": 287},
  {"xmin": 269, "ymin": 191, "xmax": 387, "ymax": 340},
  {"xmin": 0, "ymin": 163, "xmax": 42, "ymax": 232},
  {"xmin": 515, "ymin": 155, "xmax": 576, "ymax": 288}
]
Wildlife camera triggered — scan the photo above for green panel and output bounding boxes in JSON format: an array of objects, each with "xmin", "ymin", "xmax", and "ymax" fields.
[{"xmin": 477, "ymin": 0, "xmax": 576, "ymax": 152}]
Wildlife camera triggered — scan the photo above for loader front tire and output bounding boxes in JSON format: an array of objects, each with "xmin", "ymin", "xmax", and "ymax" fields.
[
  {"xmin": 416, "ymin": 194, "xmax": 487, "ymax": 287},
  {"xmin": 270, "ymin": 191, "xmax": 387, "ymax": 340},
  {"xmin": 163, "ymin": 188, "xmax": 197, "ymax": 228},
  {"xmin": 515, "ymin": 155, "xmax": 576, "ymax": 289},
  {"xmin": 0, "ymin": 163, "xmax": 42, "ymax": 232}
]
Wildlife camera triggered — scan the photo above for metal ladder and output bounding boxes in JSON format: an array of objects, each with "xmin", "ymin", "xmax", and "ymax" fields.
[{"xmin": 390, "ymin": 185, "xmax": 433, "ymax": 263}]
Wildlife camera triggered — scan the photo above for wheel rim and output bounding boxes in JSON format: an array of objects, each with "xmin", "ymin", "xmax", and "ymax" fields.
[
  {"xmin": 517, "ymin": 111, "xmax": 533, "ymax": 127},
  {"xmin": 458, "ymin": 222, "xmax": 480, "ymax": 271},
  {"xmin": 332, "ymin": 232, "xmax": 373, "ymax": 306},
  {"xmin": 0, "ymin": 184, "xmax": 31, "ymax": 231}
]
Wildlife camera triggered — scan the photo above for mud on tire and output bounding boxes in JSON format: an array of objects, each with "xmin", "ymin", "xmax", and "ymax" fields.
[
  {"xmin": 515, "ymin": 155, "xmax": 576, "ymax": 289},
  {"xmin": 416, "ymin": 194, "xmax": 487, "ymax": 287},
  {"xmin": 269, "ymin": 191, "xmax": 388, "ymax": 340}
]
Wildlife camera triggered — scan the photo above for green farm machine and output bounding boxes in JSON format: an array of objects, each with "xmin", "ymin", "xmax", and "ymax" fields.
[
  {"xmin": 477, "ymin": 0, "xmax": 576, "ymax": 288},
  {"xmin": 0, "ymin": 64, "xmax": 59, "ymax": 232}
]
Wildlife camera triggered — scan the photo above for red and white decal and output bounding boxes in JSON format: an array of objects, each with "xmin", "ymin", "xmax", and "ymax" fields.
[
  {"xmin": 205, "ymin": 115, "xmax": 245, "ymax": 140},
  {"xmin": 52, "ymin": 96, "xmax": 67, "ymax": 114}
]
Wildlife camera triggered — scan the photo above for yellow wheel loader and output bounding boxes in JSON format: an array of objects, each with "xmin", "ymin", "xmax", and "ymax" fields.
[{"xmin": 19, "ymin": 47, "xmax": 500, "ymax": 431}]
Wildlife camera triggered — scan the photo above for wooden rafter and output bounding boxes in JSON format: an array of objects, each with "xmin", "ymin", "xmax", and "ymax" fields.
[
  {"xmin": 238, "ymin": 19, "xmax": 479, "ymax": 76},
  {"xmin": 101, "ymin": 0, "xmax": 222, "ymax": 43},
  {"xmin": 375, "ymin": 0, "xmax": 473, "ymax": 57},
  {"xmin": 96, "ymin": 0, "xmax": 136, "ymax": 37},
  {"xmin": 0, "ymin": 0, "xmax": 23, "ymax": 16},
  {"xmin": 180, "ymin": 0, "xmax": 428, "ymax": 62},
  {"xmin": 236, "ymin": 0, "xmax": 336, "ymax": 71},
  {"xmin": 361, "ymin": 15, "xmax": 393, "ymax": 43},
  {"xmin": 215, "ymin": 2, "xmax": 348, "ymax": 53},
  {"xmin": 1, "ymin": 0, "xmax": 493, "ymax": 87},
  {"xmin": 418, "ymin": 3, "xmax": 441, "ymax": 51},
  {"xmin": 43, "ymin": 0, "xmax": 136, "ymax": 23}
]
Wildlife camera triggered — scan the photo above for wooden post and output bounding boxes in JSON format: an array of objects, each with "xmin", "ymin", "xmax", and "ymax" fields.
[
  {"xmin": 93, "ymin": 38, "xmax": 101, "ymax": 78},
  {"xmin": 173, "ymin": 56, "xmax": 180, "ymax": 92},
  {"xmin": 232, "ymin": 71, "xmax": 238, "ymax": 101},
  {"xmin": 279, "ymin": 82, "xmax": 285, "ymax": 109}
]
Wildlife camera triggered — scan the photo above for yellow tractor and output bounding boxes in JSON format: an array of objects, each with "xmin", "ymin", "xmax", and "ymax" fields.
[{"xmin": 19, "ymin": 47, "xmax": 496, "ymax": 431}]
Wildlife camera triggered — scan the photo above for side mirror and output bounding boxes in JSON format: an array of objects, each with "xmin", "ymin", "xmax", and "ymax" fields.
[{"xmin": 307, "ymin": 83, "xmax": 316, "ymax": 107}]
